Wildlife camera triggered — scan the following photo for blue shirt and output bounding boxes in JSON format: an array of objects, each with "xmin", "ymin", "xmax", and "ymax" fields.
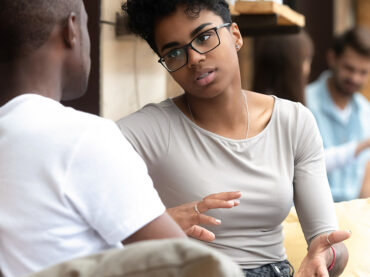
[{"xmin": 306, "ymin": 71, "xmax": 370, "ymax": 202}]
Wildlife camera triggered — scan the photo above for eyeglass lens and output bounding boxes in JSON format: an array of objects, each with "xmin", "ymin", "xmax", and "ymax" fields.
[{"xmin": 162, "ymin": 28, "xmax": 220, "ymax": 71}]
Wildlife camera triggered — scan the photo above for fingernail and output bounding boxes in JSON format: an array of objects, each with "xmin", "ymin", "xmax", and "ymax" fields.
[
  {"xmin": 227, "ymin": 200, "xmax": 234, "ymax": 205},
  {"xmin": 234, "ymin": 200, "xmax": 240, "ymax": 205},
  {"xmin": 215, "ymin": 219, "xmax": 221, "ymax": 224}
]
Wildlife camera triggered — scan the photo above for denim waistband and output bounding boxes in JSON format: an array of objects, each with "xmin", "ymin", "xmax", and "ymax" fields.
[{"xmin": 242, "ymin": 260, "xmax": 295, "ymax": 277}]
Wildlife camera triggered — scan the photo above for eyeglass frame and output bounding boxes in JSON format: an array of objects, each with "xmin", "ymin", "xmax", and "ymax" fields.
[{"xmin": 158, "ymin": 22, "xmax": 232, "ymax": 72}]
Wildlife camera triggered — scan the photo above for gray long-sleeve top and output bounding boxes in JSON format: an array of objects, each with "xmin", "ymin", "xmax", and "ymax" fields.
[{"xmin": 117, "ymin": 96, "xmax": 338, "ymax": 269}]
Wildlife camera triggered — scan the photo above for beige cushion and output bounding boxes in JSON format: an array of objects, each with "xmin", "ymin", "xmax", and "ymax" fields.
[
  {"xmin": 283, "ymin": 198, "xmax": 370, "ymax": 277},
  {"xmin": 28, "ymin": 239, "xmax": 244, "ymax": 277}
]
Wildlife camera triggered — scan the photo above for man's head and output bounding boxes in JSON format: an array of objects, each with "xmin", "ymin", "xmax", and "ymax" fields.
[
  {"xmin": 327, "ymin": 27, "xmax": 370, "ymax": 97},
  {"xmin": 0, "ymin": 0, "xmax": 91, "ymax": 101},
  {"xmin": 122, "ymin": 0, "xmax": 232, "ymax": 55}
]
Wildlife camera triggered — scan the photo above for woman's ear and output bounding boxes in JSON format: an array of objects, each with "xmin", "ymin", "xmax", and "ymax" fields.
[
  {"xmin": 231, "ymin": 23, "xmax": 243, "ymax": 51},
  {"xmin": 63, "ymin": 12, "xmax": 78, "ymax": 48}
]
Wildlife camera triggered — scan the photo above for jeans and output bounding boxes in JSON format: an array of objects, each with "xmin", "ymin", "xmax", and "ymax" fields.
[{"xmin": 243, "ymin": 260, "xmax": 294, "ymax": 277}]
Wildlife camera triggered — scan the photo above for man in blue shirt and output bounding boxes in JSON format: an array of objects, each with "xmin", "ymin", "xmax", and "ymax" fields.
[{"xmin": 306, "ymin": 27, "xmax": 370, "ymax": 202}]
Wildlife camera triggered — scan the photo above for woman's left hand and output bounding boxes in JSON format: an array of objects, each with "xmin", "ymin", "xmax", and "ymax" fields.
[
  {"xmin": 167, "ymin": 191, "xmax": 241, "ymax": 242},
  {"xmin": 296, "ymin": 230, "xmax": 351, "ymax": 277}
]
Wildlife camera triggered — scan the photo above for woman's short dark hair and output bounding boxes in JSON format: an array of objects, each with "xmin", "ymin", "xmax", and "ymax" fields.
[
  {"xmin": 122, "ymin": 0, "xmax": 232, "ymax": 54},
  {"xmin": 332, "ymin": 27, "xmax": 370, "ymax": 58}
]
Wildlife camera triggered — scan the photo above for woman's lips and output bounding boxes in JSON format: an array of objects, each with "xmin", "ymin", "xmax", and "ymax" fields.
[{"xmin": 195, "ymin": 71, "xmax": 216, "ymax": 86}]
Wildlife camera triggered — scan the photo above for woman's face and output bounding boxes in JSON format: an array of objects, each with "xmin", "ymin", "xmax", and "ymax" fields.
[{"xmin": 154, "ymin": 6, "xmax": 242, "ymax": 99}]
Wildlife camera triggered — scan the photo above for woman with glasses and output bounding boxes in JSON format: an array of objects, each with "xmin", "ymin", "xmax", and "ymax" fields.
[{"xmin": 117, "ymin": 0, "xmax": 350, "ymax": 276}]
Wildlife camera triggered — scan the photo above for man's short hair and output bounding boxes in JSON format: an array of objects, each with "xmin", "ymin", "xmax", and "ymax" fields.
[
  {"xmin": 122, "ymin": 0, "xmax": 232, "ymax": 54},
  {"xmin": 333, "ymin": 27, "xmax": 370, "ymax": 58},
  {"xmin": 0, "ymin": 0, "xmax": 82, "ymax": 62}
]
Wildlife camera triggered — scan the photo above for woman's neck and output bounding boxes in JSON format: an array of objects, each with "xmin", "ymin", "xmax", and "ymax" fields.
[
  {"xmin": 173, "ymin": 89, "xmax": 275, "ymax": 140},
  {"xmin": 174, "ymin": 87, "xmax": 250, "ymax": 139}
]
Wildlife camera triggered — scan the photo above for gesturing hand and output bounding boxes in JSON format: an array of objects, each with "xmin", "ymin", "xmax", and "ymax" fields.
[
  {"xmin": 296, "ymin": 230, "xmax": 351, "ymax": 277},
  {"xmin": 166, "ymin": 191, "xmax": 241, "ymax": 242}
]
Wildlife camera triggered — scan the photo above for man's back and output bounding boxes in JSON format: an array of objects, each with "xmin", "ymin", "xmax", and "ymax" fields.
[
  {"xmin": 0, "ymin": 94, "xmax": 167, "ymax": 277},
  {"xmin": 0, "ymin": 1, "xmax": 185, "ymax": 276}
]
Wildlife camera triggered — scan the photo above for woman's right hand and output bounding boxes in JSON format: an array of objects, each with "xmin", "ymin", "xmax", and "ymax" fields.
[
  {"xmin": 296, "ymin": 230, "xmax": 351, "ymax": 277},
  {"xmin": 166, "ymin": 191, "xmax": 242, "ymax": 242}
]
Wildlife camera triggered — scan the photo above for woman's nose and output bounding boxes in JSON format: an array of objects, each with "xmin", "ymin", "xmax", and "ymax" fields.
[{"xmin": 187, "ymin": 47, "xmax": 206, "ymax": 69}]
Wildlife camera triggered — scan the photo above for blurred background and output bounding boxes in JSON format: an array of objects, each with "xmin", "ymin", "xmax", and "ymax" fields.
[{"xmin": 65, "ymin": 0, "xmax": 370, "ymax": 120}]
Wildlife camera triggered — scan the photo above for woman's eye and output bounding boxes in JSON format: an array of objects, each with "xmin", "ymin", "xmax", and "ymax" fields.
[
  {"xmin": 167, "ymin": 49, "xmax": 182, "ymax": 59},
  {"xmin": 195, "ymin": 32, "xmax": 212, "ymax": 43}
]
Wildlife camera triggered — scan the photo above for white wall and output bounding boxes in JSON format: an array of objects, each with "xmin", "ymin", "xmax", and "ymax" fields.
[
  {"xmin": 334, "ymin": 0, "xmax": 355, "ymax": 35},
  {"xmin": 100, "ymin": 0, "xmax": 168, "ymax": 120}
]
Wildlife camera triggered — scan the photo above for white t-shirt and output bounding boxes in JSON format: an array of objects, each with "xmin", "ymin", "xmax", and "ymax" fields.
[
  {"xmin": 117, "ymin": 97, "xmax": 338, "ymax": 269},
  {"xmin": 0, "ymin": 94, "xmax": 165, "ymax": 277}
]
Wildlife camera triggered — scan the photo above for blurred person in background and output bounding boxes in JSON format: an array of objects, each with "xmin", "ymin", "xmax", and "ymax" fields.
[
  {"xmin": 253, "ymin": 30, "xmax": 314, "ymax": 105},
  {"xmin": 306, "ymin": 27, "xmax": 370, "ymax": 202}
]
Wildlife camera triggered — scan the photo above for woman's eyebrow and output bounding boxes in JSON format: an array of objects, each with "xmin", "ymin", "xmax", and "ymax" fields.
[
  {"xmin": 160, "ymin": 22, "xmax": 213, "ymax": 53},
  {"xmin": 190, "ymin": 22, "xmax": 212, "ymax": 37},
  {"xmin": 161, "ymin": 42, "xmax": 180, "ymax": 53}
]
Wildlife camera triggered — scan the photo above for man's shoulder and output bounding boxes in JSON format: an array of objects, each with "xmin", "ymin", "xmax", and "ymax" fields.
[
  {"xmin": 306, "ymin": 71, "xmax": 331, "ymax": 107},
  {"xmin": 63, "ymin": 106, "xmax": 113, "ymax": 129},
  {"xmin": 306, "ymin": 79, "xmax": 324, "ymax": 101},
  {"xmin": 306, "ymin": 81, "xmax": 320, "ymax": 95},
  {"xmin": 354, "ymin": 93, "xmax": 370, "ymax": 112},
  {"xmin": 306, "ymin": 88, "xmax": 324, "ymax": 115},
  {"xmin": 6, "ymin": 93, "xmax": 110, "ymax": 126},
  {"xmin": 12, "ymin": 94, "xmax": 117, "ymax": 142}
]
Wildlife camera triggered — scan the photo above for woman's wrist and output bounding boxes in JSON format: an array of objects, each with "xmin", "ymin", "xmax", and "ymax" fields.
[{"xmin": 327, "ymin": 246, "xmax": 336, "ymax": 271}]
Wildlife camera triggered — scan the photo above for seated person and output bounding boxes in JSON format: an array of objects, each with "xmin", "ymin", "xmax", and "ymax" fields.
[
  {"xmin": 117, "ymin": 0, "xmax": 351, "ymax": 276},
  {"xmin": 0, "ymin": 1, "xmax": 185, "ymax": 277},
  {"xmin": 252, "ymin": 29, "xmax": 370, "ymax": 201},
  {"xmin": 306, "ymin": 27, "xmax": 370, "ymax": 202}
]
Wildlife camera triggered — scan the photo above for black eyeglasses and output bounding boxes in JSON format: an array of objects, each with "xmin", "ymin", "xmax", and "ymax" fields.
[{"xmin": 158, "ymin": 23, "xmax": 231, "ymax": 72}]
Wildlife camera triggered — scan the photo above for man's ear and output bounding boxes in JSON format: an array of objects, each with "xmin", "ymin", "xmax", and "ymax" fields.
[
  {"xmin": 231, "ymin": 23, "xmax": 243, "ymax": 51},
  {"xmin": 327, "ymin": 49, "xmax": 336, "ymax": 70},
  {"xmin": 63, "ymin": 12, "xmax": 78, "ymax": 48}
]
